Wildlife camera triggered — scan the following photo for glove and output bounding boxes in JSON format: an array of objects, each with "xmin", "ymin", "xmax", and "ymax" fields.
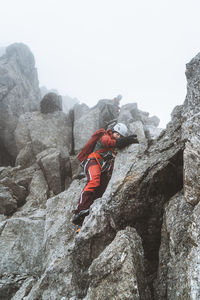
[{"xmin": 115, "ymin": 134, "xmax": 139, "ymax": 149}]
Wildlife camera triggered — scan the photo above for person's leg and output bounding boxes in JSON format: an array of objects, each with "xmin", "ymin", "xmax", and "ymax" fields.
[
  {"xmin": 78, "ymin": 160, "xmax": 101, "ymax": 210},
  {"xmin": 72, "ymin": 160, "xmax": 101, "ymax": 225},
  {"xmin": 94, "ymin": 161, "xmax": 114, "ymax": 199}
]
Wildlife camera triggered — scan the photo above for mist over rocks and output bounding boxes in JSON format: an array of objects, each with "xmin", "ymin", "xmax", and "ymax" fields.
[
  {"xmin": 0, "ymin": 47, "xmax": 6, "ymax": 57},
  {"xmin": 40, "ymin": 92, "xmax": 62, "ymax": 113},
  {"xmin": 40, "ymin": 85, "xmax": 79, "ymax": 113},
  {"xmin": 0, "ymin": 43, "xmax": 199, "ymax": 300},
  {"xmin": 0, "ymin": 43, "xmax": 41, "ymax": 162}
]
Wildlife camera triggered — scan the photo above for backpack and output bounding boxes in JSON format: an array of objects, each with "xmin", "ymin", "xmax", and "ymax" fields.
[{"xmin": 77, "ymin": 128, "xmax": 106, "ymax": 162}]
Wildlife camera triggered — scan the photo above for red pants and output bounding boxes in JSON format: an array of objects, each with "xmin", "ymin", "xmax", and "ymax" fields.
[{"xmin": 75, "ymin": 160, "xmax": 111, "ymax": 213}]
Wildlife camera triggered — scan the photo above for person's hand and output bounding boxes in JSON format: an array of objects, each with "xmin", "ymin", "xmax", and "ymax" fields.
[
  {"xmin": 127, "ymin": 135, "xmax": 139, "ymax": 144},
  {"xmin": 115, "ymin": 134, "xmax": 139, "ymax": 149}
]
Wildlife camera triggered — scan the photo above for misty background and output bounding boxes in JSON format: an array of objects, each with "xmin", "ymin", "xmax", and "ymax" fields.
[{"xmin": 1, "ymin": 0, "xmax": 200, "ymax": 127}]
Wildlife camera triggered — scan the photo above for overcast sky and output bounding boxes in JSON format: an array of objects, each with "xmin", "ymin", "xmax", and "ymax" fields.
[{"xmin": 1, "ymin": 0, "xmax": 200, "ymax": 127}]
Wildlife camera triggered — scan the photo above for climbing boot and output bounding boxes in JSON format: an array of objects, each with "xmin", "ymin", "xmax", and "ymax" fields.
[
  {"xmin": 76, "ymin": 225, "xmax": 82, "ymax": 234},
  {"xmin": 72, "ymin": 209, "xmax": 89, "ymax": 225}
]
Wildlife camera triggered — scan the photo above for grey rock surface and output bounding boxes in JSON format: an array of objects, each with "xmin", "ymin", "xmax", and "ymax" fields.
[
  {"xmin": 154, "ymin": 191, "xmax": 193, "ymax": 299},
  {"xmin": 0, "ymin": 51, "xmax": 199, "ymax": 300},
  {"xmin": 84, "ymin": 227, "xmax": 151, "ymax": 300},
  {"xmin": 62, "ymin": 94, "xmax": 79, "ymax": 113},
  {"xmin": 182, "ymin": 52, "xmax": 200, "ymax": 206},
  {"xmin": 0, "ymin": 43, "xmax": 41, "ymax": 160},
  {"xmin": 40, "ymin": 92, "xmax": 62, "ymax": 113},
  {"xmin": 0, "ymin": 186, "xmax": 17, "ymax": 215},
  {"xmin": 15, "ymin": 110, "xmax": 73, "ymax": 161},
  {"xmin": 0, "ymin": 176, "xmax": 26, "ymax": 215},
  {"xmin": 0, "ymin": 210, "xmax": 45, "ymax": 275},
  {"xmin": 36, "ymin": 147, "xmax": 71, "ymax": 195},
  {"xmin": 118, "ymin": 103, "xmax": 160, "ymax": 127},
  {"xmin": 22, "ymin": 180, "xmax": 85, "ymax": 300},
  {"xmin": 40, "ymin": 86, "xmax": 79, "ymax": 113}
]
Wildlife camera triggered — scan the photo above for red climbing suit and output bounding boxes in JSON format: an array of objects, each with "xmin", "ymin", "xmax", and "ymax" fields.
[{"xmin": 75, "ymin": 130, "xmax": 116, "ymax": 214}]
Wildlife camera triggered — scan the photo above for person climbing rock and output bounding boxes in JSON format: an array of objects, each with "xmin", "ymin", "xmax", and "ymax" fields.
[{"xmin": 72, "ymin": 123, "xmax": 139, "ymax": 230}]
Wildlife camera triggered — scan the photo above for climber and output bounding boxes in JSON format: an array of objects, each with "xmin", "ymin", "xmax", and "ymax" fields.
[{"xmin": 72, "ymin": 123, "xmax": 139, "ymax": 230}]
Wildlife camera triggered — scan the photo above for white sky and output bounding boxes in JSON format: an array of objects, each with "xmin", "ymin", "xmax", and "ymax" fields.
[{"xmin": 1, "ymin": 0, "xmax": 200, "ymax": 127}]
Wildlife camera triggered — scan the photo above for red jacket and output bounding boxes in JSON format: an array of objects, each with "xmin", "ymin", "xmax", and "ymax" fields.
[{"xmin": 88, "ymin": 130, "xmax": 116, "ymax": 169}]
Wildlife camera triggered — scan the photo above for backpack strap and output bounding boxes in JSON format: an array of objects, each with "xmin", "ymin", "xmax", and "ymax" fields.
[{"xmin": 88, "ymin": 152, "xmax": 103, "ymax": 170}]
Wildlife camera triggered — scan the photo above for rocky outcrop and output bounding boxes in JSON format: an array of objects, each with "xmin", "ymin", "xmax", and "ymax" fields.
[
  {"xmin": 15, "ymin": 110, "xmax": 72, "ymax": 167},
  {"xmin": 153, "ymin": 52, "xmax": 200, "ymax": 299},
  {"xmin": 62, "ymin": 94, "xmax": 79, "ymax": 113},
  {"xmin": 40, "ymin": 86, "xmax": 79, "ymax": 113},
  {"xmin": 0, "ymin": 49, "xmax": 199, "ymax": 300},
  {"xmin": 118, "ymin": 103, "xmax": 162, "ymax": 141},
  {"xmin": 0, "ymin": 43, "xmax": 41, "ymax": 162},
  {"xmin": 84, "ymin": 227, "xmax": 151, "ymax": 300},
  {"xmin": 40, "ymin": 92, "xmax": 62, "ymax": 113},
  {"xmin": 74, "ymin": 100, "xmax": 162, "ymax": 153}
]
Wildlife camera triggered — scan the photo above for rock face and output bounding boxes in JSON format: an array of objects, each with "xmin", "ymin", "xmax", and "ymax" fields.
[
  {"xmin": 40, "ymin": 92, "xmax": 62, "ymax": 113},
  {"xmin": 0, "ymin": 49, "xmax": 199, "ymax": 300},
  {"xmin": 0, "ymin": 43, "xmax": 41, "ymax": 162},
  {"xmin": 40, "ymin": 86, "xmax": 79, "ymax": 113},
  {"xmin": 15, "ymin": 111, "xmax": 72, "ymax": 167},
  {"xmin": 84, "ymin": 227, "xmax": 151, "ymax": 300}
]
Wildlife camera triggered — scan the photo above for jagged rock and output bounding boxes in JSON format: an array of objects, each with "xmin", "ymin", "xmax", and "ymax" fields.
[
  {"xmin": 0, "ymin": 177, "xmax": 26, "ymax": 206},
  {"xmin": 184, "ymin": 138, "xmax": 200, "ymax": 205},
  {"xmin": 0, "ymin": 274, "xmax": 34, "ymax": 300},
  {"xmin": 154, "ymin": 191, "xmax": 193, "ymax": 299},
  {"xmin": 70, "ymin": 117, "xmax": 184, "ymax": 298},
  {"xmin": 145, "ymin": 115, "xmax": 160, "ymax": 127},
  {"xmin": 0, "ymin": 137, "xmax": 14, "ymax": 166},
  {"xmin": 84, "ymin": 227, "xmax": 151, "ymax": 300},
  {"xmin": 0, "ymin": 176, "xmax": 27, "ymax": 215},
  {"xmin": 0, "ymin": 43, "xmax": 41, "ymax": 161},
  {"xmin": 118, "ymin": 103, "xmax": 160, "ymax": 127},
  {"xmin": 36, "ymin": 147, "xmax": 71, "ymax": 195},
  {"xmin": 40, "ymin": 92, "xmax": 62, "ymax": 113},
  {"xmin": 0, "ymin": 50, "xmax": 199, "ymax": 300},
  {"xmin": 15, "ymin": 110, "xmax": 73, "ymax": 160},
  {"xmin": 40, "ymin": 86, "xmax": 79, "ymax": 113},
  {"xmin": 118, "ymin": 103, "xmax": 138, "ymax": 123},
  {"xmin": 17, "ymin": 169, "xmax": 48, "ymax": 212},
  {"xmin": 62, "ymin": 94, "xmax": 79, "ymax": 113},
  {"xmin": 153, "ymin": 53, "xmax": 200, "ymax": 299},
  {"xmin": 129, "ymin": 121, "xmax": 147, "ymax": 144},
  {"xmin": 0, "ymin": 186, "xmax": 17, "ymax": 215},
  {"xmin": 74, "ymin": 103, "xmax": 90, "ymax": 120},
  {"xmin": 70, "ymin": 155, "xmax": 83, "ymax": 179},
  {"xmin": 182, "ymin": 52, "xmax": 200, "ymax": 206},
  {"xmin": 0, "ymin": 210, "xmax": 45, "ymax": 275},
  {"xmin": 0, "ymin": 164, "xmax": 39, "ymax": 189},
  {"xmin": 10, "ymin": 277, "xmax": 35, "ymax": 300},
  {"xmin": 15, "ymin": 142, "xmax": 35, "ymax": 168},
  {"xmin": 143, "ymin": 125, "xmax": 163, "ymax": 140},
  {"xmin": 23, "ymin": 180, "xmax": 85, "ymax": 300}
]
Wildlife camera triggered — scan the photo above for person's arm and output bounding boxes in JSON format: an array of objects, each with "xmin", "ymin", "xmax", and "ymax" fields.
[
  {"xmin": 101, "ymin": 134, "xmax": 116, "ymax": 148},
  {"xmin": 115, "ymin": 135, "xmax": 139, "ymax": 149}
]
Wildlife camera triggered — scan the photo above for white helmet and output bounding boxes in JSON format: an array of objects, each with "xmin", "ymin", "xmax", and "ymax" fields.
[{"xmin": 113, "ymin": 123, "xmax": 128, "ymax": 137}]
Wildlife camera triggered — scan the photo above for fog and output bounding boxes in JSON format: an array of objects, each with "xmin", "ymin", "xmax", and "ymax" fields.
[{"xmin": 1, "ymin": 0, "xmax": 200, "ymax": 127}]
